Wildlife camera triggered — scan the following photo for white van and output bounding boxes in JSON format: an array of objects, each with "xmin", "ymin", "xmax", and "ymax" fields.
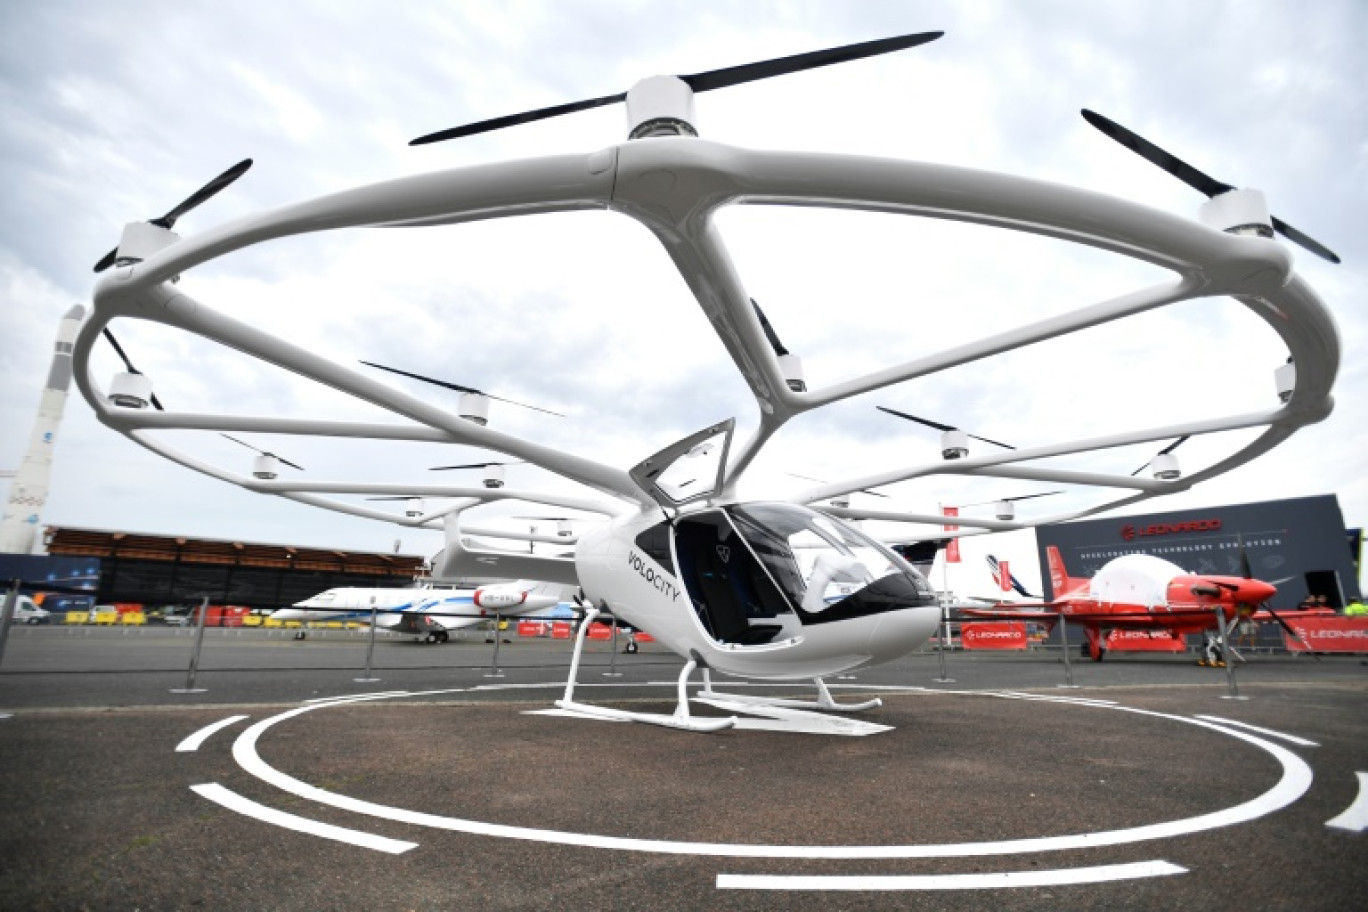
[{"xmin": 8, "ymin": 595, "xmax": 50, "ymax": 625}]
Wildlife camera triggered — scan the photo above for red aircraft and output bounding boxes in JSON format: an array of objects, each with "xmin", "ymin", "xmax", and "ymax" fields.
[{"xmin": 960, "ymin": 546, "xmax": 1278, "ymax": 661}]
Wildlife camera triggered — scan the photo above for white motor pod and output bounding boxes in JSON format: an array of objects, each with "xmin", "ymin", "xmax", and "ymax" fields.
[
  {"xmin": 115, "ymin": 221, "xmax": 180, "ymax": 264},
  {"xmin": 778, "ymin": 353, "xmax": 806, "ymax": 393},
  {"xmin": 1151, "ymin": 452, "xmax": 1181, "ymax": 481},
  {"xmin": 941, "ymin": 429, "xmax": 969, "ymax": 459},
  {"xmin": 1275, "ymin": 360, "xmax": 1296, "ymax": 404},
  {"xmin": 252, "ymin": 454, "xmax": 280, "ymax": 480},
  {"xmin": 405, "ymin": 498, "xmax": 425, "ymax": 518},
  {"xmin": 459, "ymin": 392, "xmax": 490, "ymax": 425},
  {"xmin": 108, "ymin": 372, "xmax": 153, "ymax": 409},
  {"xmin": 994, "ymin": 500, "xmax": 1015, "ymax": 521},
  {"xmin": 483, "ymin": 464, "xmax": 506, "ymax": 489},
  {"xmin": 625, "ymin": 76, "xmax": 698, "ymax": 139},
  {"xmin": 1198, "ymin": 188, "xmax": 1274, "ymax": 238},
  {"xmin": 557, "ymin": 519, "xmax": 572, "ymax": 537}
]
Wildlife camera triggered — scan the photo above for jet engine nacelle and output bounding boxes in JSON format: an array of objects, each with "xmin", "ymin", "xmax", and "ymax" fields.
[{"xmin": 473, "ymin": 588, "xmax": 527, "ymax": 610}]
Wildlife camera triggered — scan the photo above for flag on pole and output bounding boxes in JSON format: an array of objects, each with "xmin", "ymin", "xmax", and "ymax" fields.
[{"xmin": 999, "ymin": 559, "xmax": 1012, "ymax": 592}]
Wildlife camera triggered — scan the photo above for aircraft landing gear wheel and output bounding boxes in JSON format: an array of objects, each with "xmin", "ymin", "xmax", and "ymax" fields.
[
  {"xmin": 438, "ymin": 631, "xmax": 449, "ymax": 644},
  {"xmin": 425, "ymin": 632, "xmax": 440, "ymax": 644}
]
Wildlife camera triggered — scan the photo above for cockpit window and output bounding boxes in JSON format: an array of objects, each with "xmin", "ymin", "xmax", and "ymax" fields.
[{"xmin": 730, "ymin": 503, "xmax": 928, "ymax": 612}]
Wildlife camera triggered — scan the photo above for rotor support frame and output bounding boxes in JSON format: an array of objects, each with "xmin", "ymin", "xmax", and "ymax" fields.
[{"xmin": 77, "ymin": 137, "xmax": 1339, "ymax": 544}]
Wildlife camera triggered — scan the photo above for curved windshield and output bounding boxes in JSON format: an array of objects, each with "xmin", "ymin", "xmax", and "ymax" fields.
[{"xmin": 729, "ymin": 503, "xmax": 932, "ymax": 613}]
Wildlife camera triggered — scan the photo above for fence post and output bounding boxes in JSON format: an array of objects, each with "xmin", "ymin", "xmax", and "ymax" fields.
[{"xmin": 171, "ymin": 596, "xmax": 211, "ymax": 694}]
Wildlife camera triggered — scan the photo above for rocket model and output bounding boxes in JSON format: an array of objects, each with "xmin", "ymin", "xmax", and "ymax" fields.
[{"xmin": 0, "ymin": 305, "xmax": 85, "ymax": 554}]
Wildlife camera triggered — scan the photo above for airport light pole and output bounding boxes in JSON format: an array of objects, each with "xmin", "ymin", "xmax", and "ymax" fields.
[{"xmin": 171, "ymin": 596, "xmax": 211, "ymax": 694}]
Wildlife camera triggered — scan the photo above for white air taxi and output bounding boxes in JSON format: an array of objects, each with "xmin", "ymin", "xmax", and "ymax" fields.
[{"xmin": 76, "ymin": 32, "xmax": 1339, "ymax": 731}]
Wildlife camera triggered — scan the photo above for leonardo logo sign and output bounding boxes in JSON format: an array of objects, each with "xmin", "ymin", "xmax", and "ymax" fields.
[{"xmin": 1121, "ymin": 519, "xmax": 1221, "ymax": 541}]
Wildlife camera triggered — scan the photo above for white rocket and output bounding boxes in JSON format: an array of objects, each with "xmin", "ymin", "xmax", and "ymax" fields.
[{"xmin": 0, "ymin": 304, "xmax": 85, "ymax": 554}]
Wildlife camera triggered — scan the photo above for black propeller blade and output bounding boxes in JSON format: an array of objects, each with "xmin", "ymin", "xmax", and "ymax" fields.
[
  {"xmin": 877, "ymin": 406, "xmax": 1015, "ymax": 450},
  {"xmin": 1231, "ymin": 532, "xmax": 1317, "ymax": 659},
  {"xmin": 360, "ymin": 361, "xmax": 565, "ymax": 417},
  {"xmin": 961, "ymin": 491, "xmax": 1063, "ymax": 508},
  {"xmin": 1130, "ymin": 435, "xmax": 1189, "ymax": 476},
  {"xmin": 220, "ymin": 433, "xmax": 305, "ymax": 471},
  {"xmin": 410, "ymin": 31, "xmax": 943, "ymax": 145},
  {"xmin": 429, "ymin": 461, "xmax": 522, "ymax": 471},
  {"xmin": 102, "ymin": 328, "xmax": 164, "ymax": 411},
  {"xmin": 751, "ymin": 299, "xmax": 789, "ymax": 357},
  {"xmin": 1081, "ymin": 109, "xmax": 1339, "ymax": 264},
  {"xmin": 94, "ymin": 159, "xmax": 253, "ymax": 272},
  {"xmin": 367, "ymin": 495, "xmax": 423, "ymax": 501}
]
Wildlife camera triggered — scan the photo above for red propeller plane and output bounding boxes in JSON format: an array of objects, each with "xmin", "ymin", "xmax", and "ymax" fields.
[{"xmin": 960, "ymin": 546, "xmax": 1278, "ymax": 661}]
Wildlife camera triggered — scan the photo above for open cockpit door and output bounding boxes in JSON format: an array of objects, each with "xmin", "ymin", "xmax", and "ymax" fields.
[{"xmin": 629, "ymin": 419, "xmax": 734, "ymax": 509}]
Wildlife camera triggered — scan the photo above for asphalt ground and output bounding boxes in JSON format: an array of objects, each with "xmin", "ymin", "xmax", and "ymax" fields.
[{"xmin": 0, "ymin": 626, "xmax": 1365, "ymax": 911}]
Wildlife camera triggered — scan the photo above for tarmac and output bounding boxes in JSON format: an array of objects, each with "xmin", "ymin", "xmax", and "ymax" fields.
[{"xmin": 1, "ymin": 625, "xmax": 1365, "ymax": 911}]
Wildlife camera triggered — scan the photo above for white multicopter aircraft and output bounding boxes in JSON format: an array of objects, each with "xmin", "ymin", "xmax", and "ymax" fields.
[
  {"xmin": 270, "ymin": 580, "xmax": 567, "ymax": 643},
  {"xmin": 75, "ymin": 32, "xmax": 1340, "ymax": 732}
]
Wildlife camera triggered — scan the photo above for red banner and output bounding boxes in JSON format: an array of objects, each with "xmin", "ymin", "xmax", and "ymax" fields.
[
  {"xmin": 587, "ymin": 622, "xmax": 614, "ymax": 640},
  {"xmin": 1105, "ymin": 629, "xmax": 1186, "ymax": 652},
  {"xmin": 961, "ymin": 622, "xmax": 1028, "ymax": 650},
  {"xmin": 551, "ymin": 621, "xmax": 573, "ymax": 639},
  {"xmin": 1281, "ymin": 616, "xmax": 1368, "ymax": 653},
  {"xmin": 517, "ymin": 621, "xmax": 549, "ymax": 637},
  {"xmin": 942, "ymin": 506, "xmax": 959, "ymax": 532},
  {"xmin": 998, "ymin": 559, "xmax": 1011, "ymax": 592},
  {"xmin": 946, "ymin": 538, "xmax": 961, "ymax": 564}
]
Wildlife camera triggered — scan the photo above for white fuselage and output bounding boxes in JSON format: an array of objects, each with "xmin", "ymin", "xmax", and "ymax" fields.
[
  {"xmin": 270, "ymin": 580, "xmax": 563, "ymax": 633},
  {"xmin": 574, "ymin": 506, "xmax": 940, "ymax": 680}
]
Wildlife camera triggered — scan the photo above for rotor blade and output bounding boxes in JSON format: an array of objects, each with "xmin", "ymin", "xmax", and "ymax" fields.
[
  {"xmin": 275, "ymin": 456, "xmax": 306, "ymax": 472},
  {"xmin": 220, "ymin": 433, "xmax": 263, "ymax": 455},
  {"xmin": 409, "ymin": 31, "xmax": 942, "ymax": 146},
  {"xmin": 101, "ymin": 328, "xmax": 164, "ymax": 410},
  {"xmin": 1130, "ymin": 435, "xmax": 1190, "ymax": 476},
  {"xmin": 877, "ymin": 406, "xmax": 1015, "ymax": 449},
  {"xmin": 410, "ymin": 92, "xmax": 627, "ymax": 145},
  {"xmin": 367, "ymin": 496, "xmax": 421, "ymax": 501},
  {"xmin": 153, "ymin": 159, "xmax": 254, "ymax": 228},
  {"xmin": 360, "ymin": 360, "xmax": 479, "ymax": 394},
  {"xmin": 751, "ymin": 299, "xmax": 789, "ymax": 356},
  {"xmin": 93, "ymin": 247, "xmax": 119, "ymax": 273},
  {"xmin": 102, "ymin": 328, "xmax": 137, "ymax": 374},
  {"xmin": 428, "ymin": 461, "xmax": 521, "ymax": 471},
  {"xmin": 680, "ymin": 31, "xmax": 944, "ymax": 93},
  {"xmin": 361, "ymin": 361, "xmax": 565, "ymax": 417},
  {"xmin": 1270, "ymin": 215, "xmax": 1341, "ymax": 264},
  {"xmin": 1081, "ymin": 110, "xmax": 1234, "ymax": 198},
  {"xmin": 1005, "ymin": 490, "xmax": 1064, "ymax": 503}
]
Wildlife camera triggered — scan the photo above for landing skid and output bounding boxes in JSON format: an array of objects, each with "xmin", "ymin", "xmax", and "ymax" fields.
[
  {"xmin": 698, "ymin": 669, "xmax": 882, "ymax": 713},
  {"xmin": 553, "ymin": 608, "xmax": 737, "ymax": 733}
]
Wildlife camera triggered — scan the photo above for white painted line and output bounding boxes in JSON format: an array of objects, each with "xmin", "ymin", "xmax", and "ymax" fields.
[
  {"xmin": 226, "ymin": 696, "xmax": 1314, "ymax": 859},
  {"xmin": 190, "ymin": 783, "xmax": 417, "ymax": 854},
  {"xmin": 1194, "ymin": 716, "xmax": 1319, "ymax": 747},
  {"xmin": 1325, "ymin": 772, "xmax": 1368, "ymax": 832},
  {"xmin": 718, "ymin": 860, "xmax": 1188, "ymax": 890},
  {"xmin": 303, "ymin": 691, "xmax": 411, "ymax": 705},
  {"xmin": 176, "ymin": 715, "xmax": 249, "ymax": 752}
]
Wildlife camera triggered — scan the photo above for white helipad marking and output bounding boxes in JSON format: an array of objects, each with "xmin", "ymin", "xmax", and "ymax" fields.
[
  {"xmin": 191, "ymin": 782, "xmax": 417, "ymax": 854},
  {"xmin": 1325, "ymin": 772, "xmax": 1368, "ymax": 832},
  {"xmin": 717, "ymin": 860, "xmax": 1188, "ymax": 890},
  {"xmin": 176, "ymin": 715, "xmax": 249, "ymax": 752},
  {"xmin": 219, "ymin": 691, "xmax": 1314, "ymax": 859},
  {"xmin": 1194, "ymin": 715, "xmax": 1320, "ymax": 747}
]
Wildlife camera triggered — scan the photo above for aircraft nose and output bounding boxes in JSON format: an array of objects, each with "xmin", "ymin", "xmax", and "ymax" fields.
[{"xmin": 1244, "ymin": 580, "xmax": 1277, "ymax": 603}]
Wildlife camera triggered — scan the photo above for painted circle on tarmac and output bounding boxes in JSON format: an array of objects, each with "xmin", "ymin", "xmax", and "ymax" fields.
[{"xmin": 228, "ymin": 687, "xmax": 1312, "ymax": 859}]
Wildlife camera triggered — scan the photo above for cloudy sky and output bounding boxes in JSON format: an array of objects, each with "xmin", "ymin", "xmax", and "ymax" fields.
[{"xmin": 2, "ymin": 0, "xmax": 1364, "ymax": 595}]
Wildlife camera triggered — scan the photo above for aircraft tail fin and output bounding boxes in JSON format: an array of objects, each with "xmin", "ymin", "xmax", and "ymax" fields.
[
  {"xmin": 1045, "ymin": 546, "xmax": 1085, "ymax": 598},
  {"xmin": 986, "ymin": 554, "xmax": 1037, "ymax": 599}
]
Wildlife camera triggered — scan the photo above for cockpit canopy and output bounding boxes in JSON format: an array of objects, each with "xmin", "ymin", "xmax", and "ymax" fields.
[{"xmin": 644, "ymin": 502, "xmax": 936, "ymax": 646}]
